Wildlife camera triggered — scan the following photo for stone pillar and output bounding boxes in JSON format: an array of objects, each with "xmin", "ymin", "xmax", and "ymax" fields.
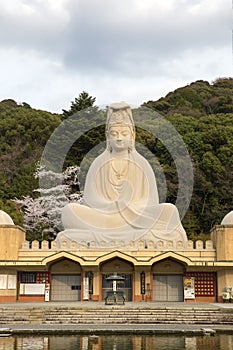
[
  {"xmin": 0, "ymin": 225, "xmax": 25, "ymax": 260},
  {"xmin": 92, "ymin": 268, "xmax": 100, "ymax": 301},
  {"xmin": 217, "ymin": 270, "xmax": 233, "ymax": 302},
  {"xmin": 0, "ymin": 225, "xmax": 25, "ymax": 302},
  {"xmin": 134, "ymin": 267, "xmax": 151, "ymax": 302},
  {"xmin": 211, "ymin": 225, "xmax": 233, "ymax": 261},
  {"xmin": 211, "ymin": 225, "xmax": 233, "ymax": 302}
]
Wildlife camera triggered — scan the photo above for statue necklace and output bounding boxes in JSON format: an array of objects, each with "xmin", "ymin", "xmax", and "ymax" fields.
[{"xmin": 110, "ymin": 159, "xmax": 129, "ymax": 180}]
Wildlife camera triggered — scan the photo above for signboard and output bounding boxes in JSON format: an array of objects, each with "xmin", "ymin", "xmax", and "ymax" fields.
[
  {"xmin": 113, "ymin": 280, "xmax": 117, "ymax": 292},
  {"xmin": 0, "ymin": 275, "xmax": 7, "ymax": 289},
  {"xmin": 7, "ymin": 275, "xmax": 17, "ymax": 289},
  {"xmin": 140, "ymin": 272, "xmax": 145, "ymax": 295},
  {"xmin": 20, "ymin": 283, "xmax": 45, "ymax": 295},
  {"xmin": 24, "ymin": 283, "xmax": 45, "ymax": 295},
  {"xmin": 45, "ymin": 285, "xmax": 50, "ymax": 302},
  {"xmin": 83, "ymin": 277, "xmax": 89, "ymax": 300},
  {"xmin": 184, "ymin": 277, "xmax": 195, "ymax": 299}
]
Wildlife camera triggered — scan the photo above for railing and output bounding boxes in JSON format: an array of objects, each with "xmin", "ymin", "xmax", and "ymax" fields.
[{"xmin": 20, "ymin": 239, "xmax": 215, "ymax": 251}]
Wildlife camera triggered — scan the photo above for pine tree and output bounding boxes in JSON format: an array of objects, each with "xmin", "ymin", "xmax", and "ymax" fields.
[{"xmin": 62, "ymin": 91, "xmax": 97, "ymax": 119}]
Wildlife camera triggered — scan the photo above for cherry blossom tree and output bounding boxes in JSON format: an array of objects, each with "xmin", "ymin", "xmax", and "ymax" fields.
[{"xmin": 15, "ymin": 164, "xmax": 82, "ymax": 240}]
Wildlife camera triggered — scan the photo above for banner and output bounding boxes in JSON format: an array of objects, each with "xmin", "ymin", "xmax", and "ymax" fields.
[
  {"xmin": 83, "ymin": 277, "xmax": 89, "ymax": 300},
  {"xmin": 184, "ymin": 277, "xmax": 195, "ymax": 299}
]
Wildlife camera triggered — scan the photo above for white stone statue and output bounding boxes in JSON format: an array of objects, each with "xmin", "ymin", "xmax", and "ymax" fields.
[{"xmin": 56, "ymin": 102, "xmax": 187, "ymax": 247}]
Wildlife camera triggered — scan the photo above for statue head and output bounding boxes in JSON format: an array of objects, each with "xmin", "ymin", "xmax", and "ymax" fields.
[{"xmin": 106, "ymin": 102, "xmax": 135, "ymax": 153}]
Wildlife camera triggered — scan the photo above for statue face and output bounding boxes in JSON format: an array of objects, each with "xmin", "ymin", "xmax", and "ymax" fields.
[{"xmin": 108, "ymin": 125, "xmax": 131, "ymax": 152}]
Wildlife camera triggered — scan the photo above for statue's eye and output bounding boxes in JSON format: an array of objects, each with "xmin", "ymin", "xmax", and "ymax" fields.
[
  {"xmin": 122, "ymin": 131, "xmax": 130, "ymax": 136},
  {"xmin": 110, "ymin": 131, "xmax": 118, "ymax": 137}
]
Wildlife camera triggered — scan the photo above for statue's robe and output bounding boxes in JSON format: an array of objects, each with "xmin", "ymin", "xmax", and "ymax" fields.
[{"xmin": 56, "ymin": 149, "xmax": 187, "ymax": 246}]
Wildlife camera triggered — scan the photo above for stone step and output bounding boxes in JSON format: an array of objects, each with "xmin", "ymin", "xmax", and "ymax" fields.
[
  {"xmin": 44, "ymin": 309, "xmax": 220, "ymax": 314},
  {"xmin": 43, "ymin": 311, "xmax": 222, "ymax": 316},
  {"xmin": 45, "ymin": 310, "xmax": 220, "ymax": 314},
  {"xmin": 0, "ymin": 307, "xmax": 233, "ymax": 325},
  {"xmin": 50, "ymin": 316, "xmax": 231, "ymax": 322},
  {"xmin": 43, "ymin": 313, "xmax": 224, "ymax": 319},
  {"xmin": 42, "ymin": 319, "xmax": 233, "ymax": 325},
  {"xmin": 44, "ymin": 318, "xmax": 230, "ymax": 324},
  {"xmin": 41, "ymin": 317, "xmax": 232, "ymax": 324},
  {"xmin": 42, "ymin": 311, "xmax": 221, "ymax": 317}
]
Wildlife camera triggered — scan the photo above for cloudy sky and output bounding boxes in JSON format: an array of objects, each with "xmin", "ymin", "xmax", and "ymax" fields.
[{"xmin": 0, "ymin": 0, "xmax": 232, "ymax": 113}]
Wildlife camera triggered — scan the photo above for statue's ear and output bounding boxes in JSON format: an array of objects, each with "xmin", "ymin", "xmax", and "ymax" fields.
[
  {"xmin": 131, "ymin": 126, "xmax": 136, "ymax": 140},
  {"xmin": 106, "ymin": 140, "xmax": 112, "ymax": 153}
]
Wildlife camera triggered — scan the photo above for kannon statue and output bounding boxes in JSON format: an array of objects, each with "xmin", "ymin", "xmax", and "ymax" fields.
[{"xmin": 56, "ymin": 102, "xmax": 187, "ymax": 246}]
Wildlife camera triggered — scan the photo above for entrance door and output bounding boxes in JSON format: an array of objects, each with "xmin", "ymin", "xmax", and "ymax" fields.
[
  {"xmin": 51, "ymin": 274, "xmax": 81, "ymax": 301},
  {"xmin": 153, "ymin": 275, "xmax": 183, "ymax": 301}
]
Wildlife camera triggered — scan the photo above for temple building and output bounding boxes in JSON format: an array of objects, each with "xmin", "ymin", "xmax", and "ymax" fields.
[
  {"xmin": 0, "ymin": 210, "xmax": 233, "ymax": 303},
  {"xmin": 1, "ymin": 104, "xmax": 232, "ymax": 304}
]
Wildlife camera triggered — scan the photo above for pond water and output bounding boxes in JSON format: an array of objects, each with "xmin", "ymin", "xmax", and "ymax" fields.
[{"xmin": 0, "ymin": 334, "xmax": 233, "ymax": 350}]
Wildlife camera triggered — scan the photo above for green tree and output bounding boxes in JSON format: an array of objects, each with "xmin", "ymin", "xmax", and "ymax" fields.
[
  {"xmin": 0, "ymin": 99, "xmax": 19, "ymax": 113},
  {"xmin": 0, "ymin": 100, "xmax": 61, "ymax": 227},
  {"xmin": 62, "ymin": 91, "xmax": 97, "ymax": 119},
  {"xmin": 143, "ymin": 78, "xmax": 233, "ymax": 118},
  {"xmin": 0, "ymin": 198, "xmax": 23, "ymax": 226},
  {"xmin": 1, "ymin": 80, "xmax": 232, "ymax": 241}
]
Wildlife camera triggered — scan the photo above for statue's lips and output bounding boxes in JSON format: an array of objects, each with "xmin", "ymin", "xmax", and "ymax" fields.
[{"xmin": 114, "ymin": 141, "xmax": 126, "ymax": 146}]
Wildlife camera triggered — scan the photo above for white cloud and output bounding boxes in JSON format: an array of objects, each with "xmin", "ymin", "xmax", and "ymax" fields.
[{"xmin": 0, "ymin": 0, "xmax": 232, "ymax": 112}]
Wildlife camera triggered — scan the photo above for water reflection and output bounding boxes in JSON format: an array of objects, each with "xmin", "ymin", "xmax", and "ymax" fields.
[{"xmin": 0, "ymin": 334, "xmax": 232, "ymax": 350}]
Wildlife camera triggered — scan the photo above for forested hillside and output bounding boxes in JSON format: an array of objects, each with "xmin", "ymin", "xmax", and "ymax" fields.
[
  {"xmin": 0, "ymin": 78, "xmax": 232, "ymax": 240},
  {"xmin": 144, "ymin": 78, "xmax": 233, "ymax": 117},
  {"xmin": 143, "ymin": 78, "xmax": 233, "ymax": 238},
  {"xmin": 0, "ymin": 100, "xmax": 61, "ymax": 224}
]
